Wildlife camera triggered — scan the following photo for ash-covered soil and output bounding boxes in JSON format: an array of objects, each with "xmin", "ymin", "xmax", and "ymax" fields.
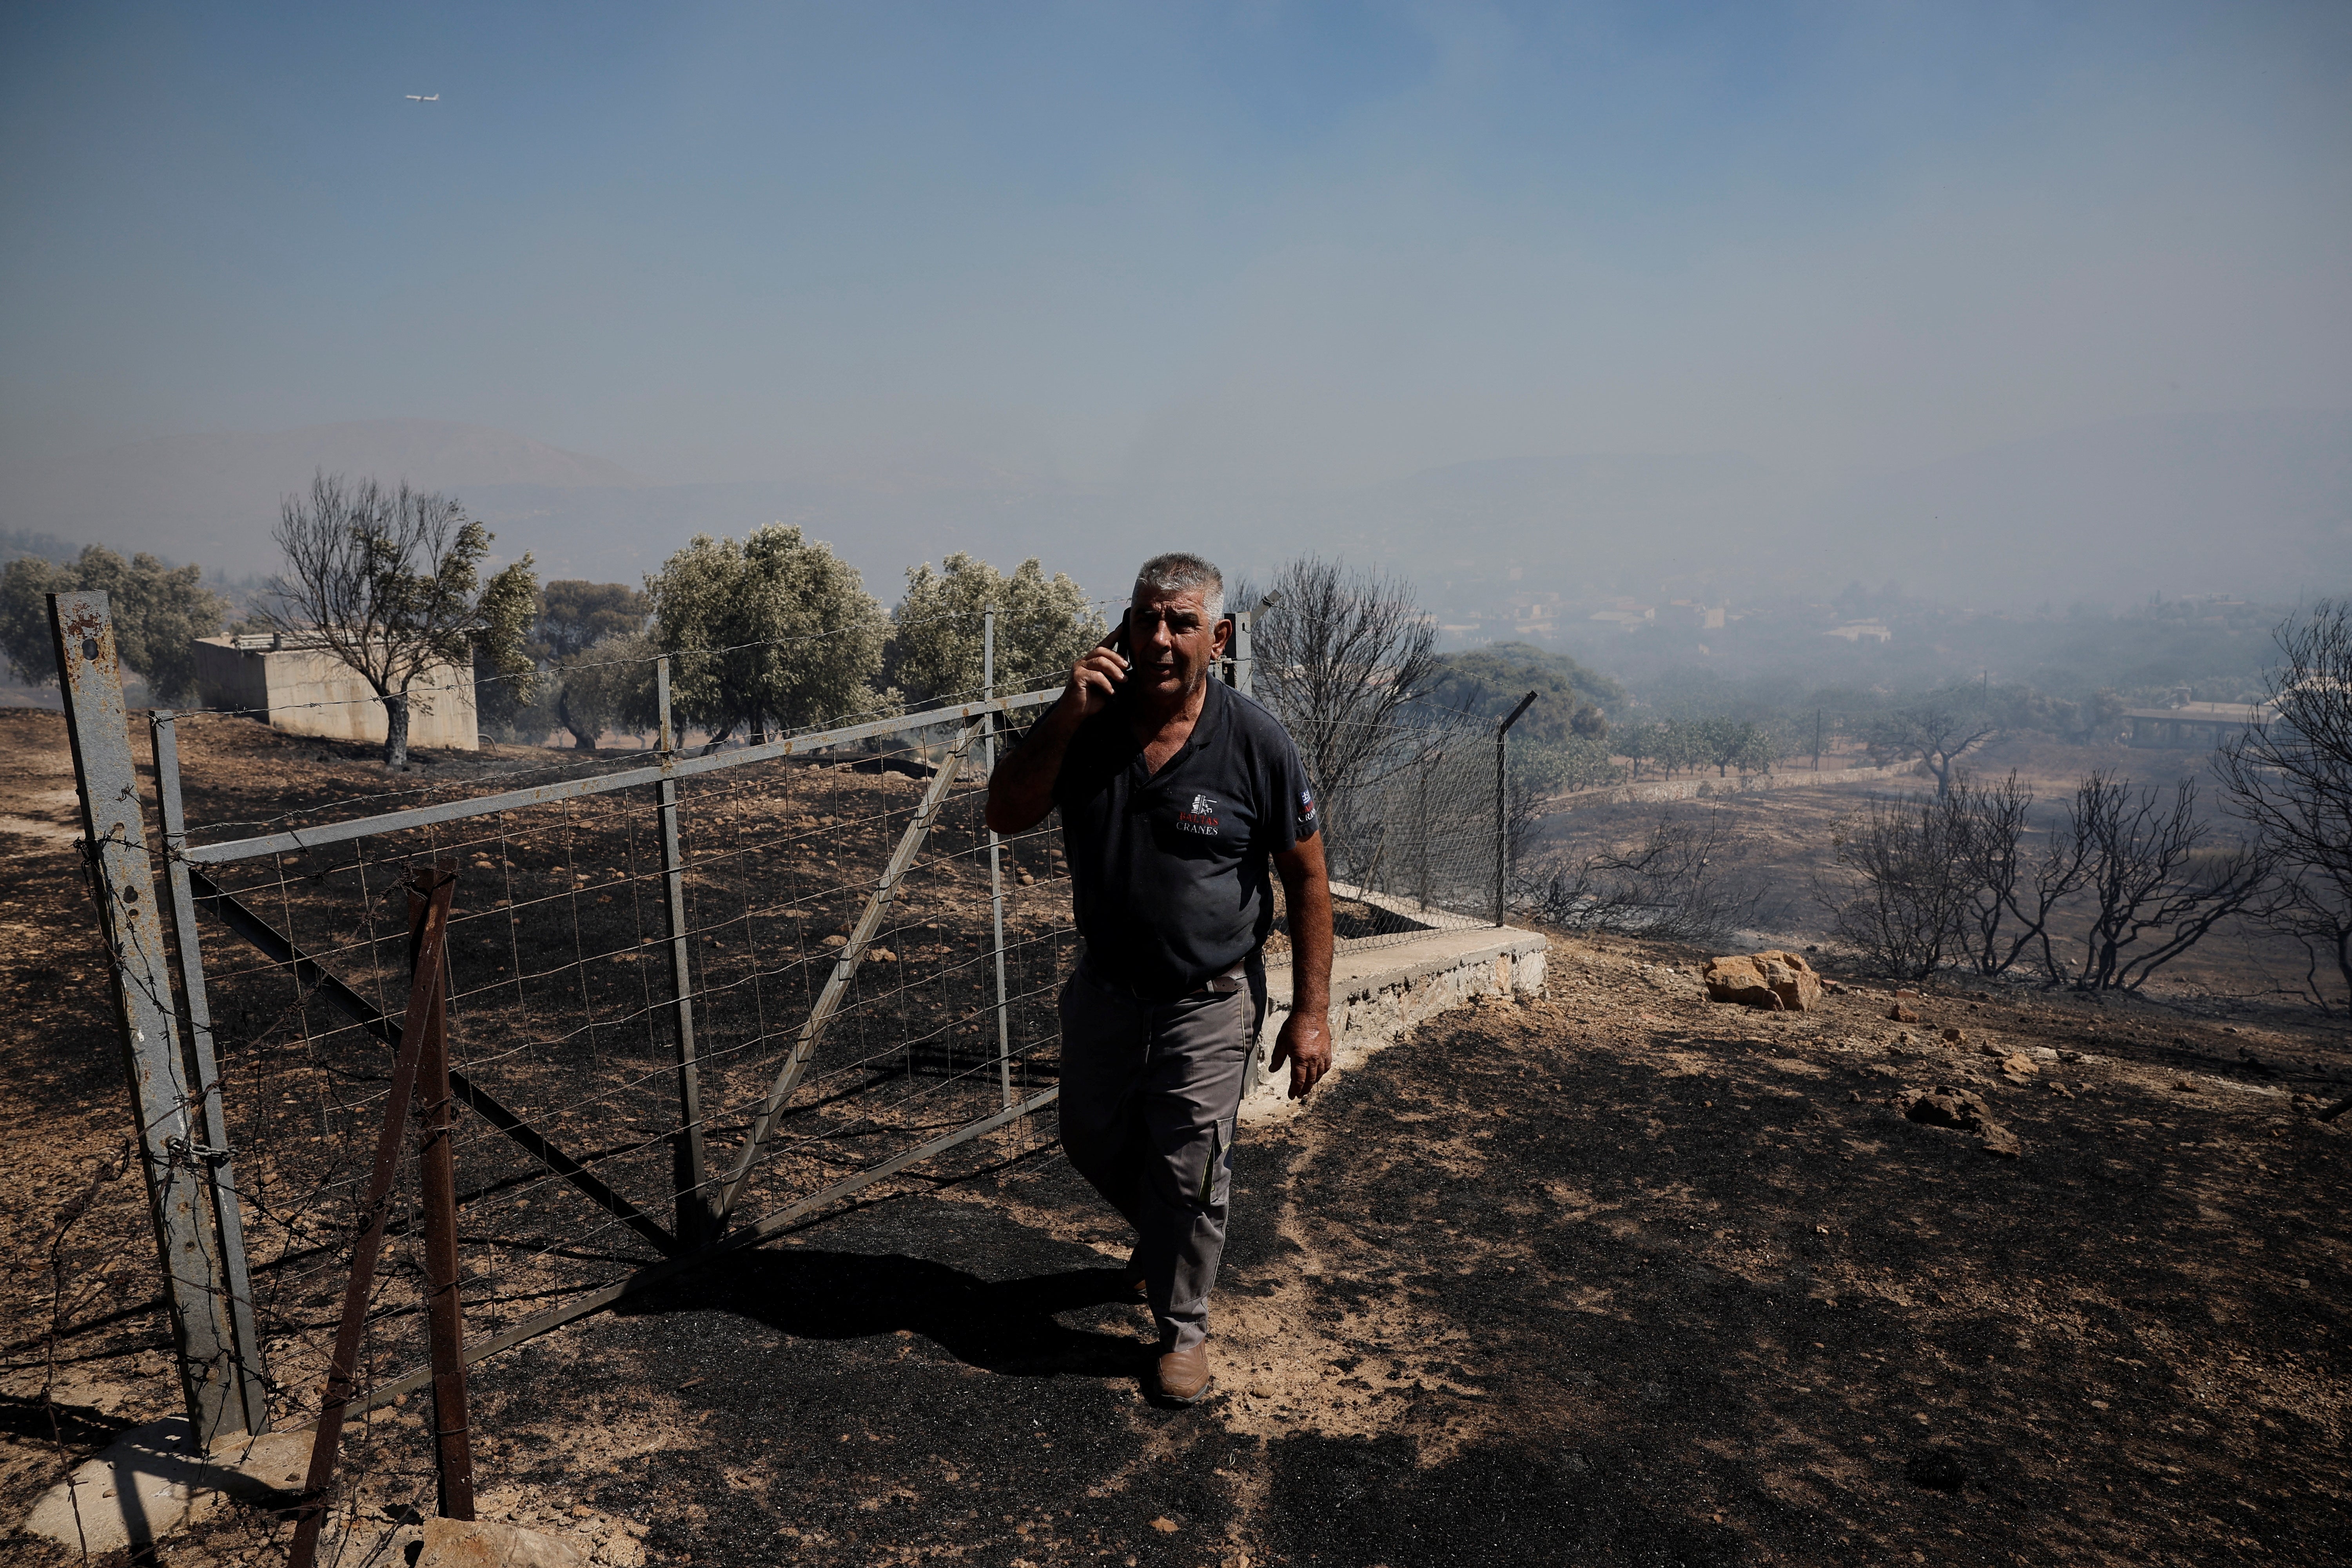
[{"xmin": 5, "ymin": 707, "xmax": 2350, "ymax": 1566}]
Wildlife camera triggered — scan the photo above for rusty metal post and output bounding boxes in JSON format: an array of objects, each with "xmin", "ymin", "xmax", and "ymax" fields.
[
  {"xmin": 409, "ymin": 864, "xmax": 476, "ymax": 1520},
  {"xmin": 286, "ymin": 867, "xmax": 456, "ymax": 1568},
  {"xmin": 149, "ymin": 710, "xmax": 270, "ymax": 1436},
  {"xmin": 654, "ymin": 656, "xmax": 714, "ymax": 1247},
  {"xmin": 49, "ymin": 592, "xmax": 250, "ymax": 1443}
]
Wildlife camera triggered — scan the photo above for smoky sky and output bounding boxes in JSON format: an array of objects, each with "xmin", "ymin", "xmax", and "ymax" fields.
[{"xmin": 3, "ymin": 1, "xmax": 2347, "ymax": 494}]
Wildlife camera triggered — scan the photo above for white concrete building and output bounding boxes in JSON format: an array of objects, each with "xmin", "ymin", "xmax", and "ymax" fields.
[{"xmin": 192, "ymin": 633, "xmax": 478, "ymax": 751}]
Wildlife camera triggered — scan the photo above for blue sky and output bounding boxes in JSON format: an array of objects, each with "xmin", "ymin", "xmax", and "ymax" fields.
[{"xmin": 4, "ymin": 1, "xmax": 2347, "ymax": 488}]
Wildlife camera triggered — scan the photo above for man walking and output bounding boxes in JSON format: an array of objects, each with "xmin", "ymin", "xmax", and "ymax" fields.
[{"xmin": 986, "ymin": 552, "xmax": 1333, "ymax": 1404}]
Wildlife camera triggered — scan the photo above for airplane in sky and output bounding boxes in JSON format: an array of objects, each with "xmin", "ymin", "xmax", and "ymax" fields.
[{"xmin": 404, "ymin": 93, "xmax": 439, "ymax": 102}]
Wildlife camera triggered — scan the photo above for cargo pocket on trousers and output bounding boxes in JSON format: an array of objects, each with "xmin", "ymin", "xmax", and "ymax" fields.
[{"xmin": 1195, "ymin": 1114, "xmax": 1235, "ymax": 1212}]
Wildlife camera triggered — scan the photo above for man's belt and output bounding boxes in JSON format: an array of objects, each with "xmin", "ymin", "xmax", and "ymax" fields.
[{"xmin": 1078, "ymin": 955, "xmax": 1249, "ymax": 1003}]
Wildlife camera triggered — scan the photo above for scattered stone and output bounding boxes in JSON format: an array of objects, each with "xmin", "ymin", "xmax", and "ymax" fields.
[
  {"xmin": 1906, "ymin": 1088, "xmax": 2023, "ymax": 1156},
  {"xmin": 595, "ymin": 1537, "xmax": 648, "ymax": 1568},
  {"xmin": 2173, "ymin": 1078, "xmax": 2200, "ymax": 1093},
  {"xmin": 1151, "ymin": 1517, "xmax": 1179, "ymax": 1534},
  {"xmin": 2058, "ymin": 1049, "xmax": 2083, "ymax": 1063},
  {"xmin": 1887, "ymin": 1003, "xmax": 1919, "ymax": 1024},
  {"xmin": 1977, "ymin": 1125, "xmax": 2023, "ymax": 1158},
  {"xmin": 410, "ymin": 1517, "xmax": 589, "ymax": 1568},
  {"xmin": 822, "ymin": 934, "xmax": 847, "ymax": 947},
  {"xmin": 1999, "ymin": 1053, "xmax": 2039, "ymax": 1083},
  {"xmin": 1906, "ymin": 1088, "xmax": 1993, "ymax": 1132},
  {"xmin": 2048, "ymin": 1082, "xmax": 2075, "ymax": 1099},
  {"xmin": 1944, "ymin": 1028, "xmax": 1967, "ymax": 1045}
]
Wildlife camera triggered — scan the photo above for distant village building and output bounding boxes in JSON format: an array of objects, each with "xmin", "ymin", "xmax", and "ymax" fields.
[
  {"xmin": 2122, "ymin": 698, "xmax": 2272, "ymax": 750},
  {"xmin": 193, "ymin": 633, "xmax": 478, "ymax": 751},
  {"xmin": 1667, "ymin": 600, "xmax": 1726, "ymax": 631},
  {"xmin": 1589, "ymin": 599, "xmax": 1655, "ymax": 631},
  {"xmin": 1824, "ymin": 620, "xmax": 1892, "ymax": 643}
]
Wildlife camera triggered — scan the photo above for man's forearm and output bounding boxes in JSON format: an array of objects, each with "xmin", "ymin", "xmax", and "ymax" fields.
[
  {"xmin": 1279, "ymin": 859, "xmax": 1333, "ymax": 1015},
  {"xmin": 984, "ymin": 694, "xmax": 1083, "ymax": 833}
]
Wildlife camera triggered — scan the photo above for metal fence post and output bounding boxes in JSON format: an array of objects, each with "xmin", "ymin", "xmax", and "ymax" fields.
[
  {"xmin": 1493, "ymin": 690, "xmax": 1539, "ymax": 927},
  {"xmin": 655, "ymin": 656, "xmax": 715, "ymax": 1248},
  {"xmin": 49, "ymin": 592, "xmax": 252, "ymax": 1445},
  {"xmin": 149, "ymin": 710, "xmax": 270, "ymax": 1436},
  {"xmin": 983, "ymin": 609, "xmax": 1013, "ymax": 1109},
  {"xmin": 409, "ymin": 864, "xmax": 476, "ymax": 1522}
]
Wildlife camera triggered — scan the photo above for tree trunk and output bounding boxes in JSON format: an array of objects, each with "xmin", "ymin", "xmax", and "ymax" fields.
[
  {"xmin": 555, "ymin": 689, "xmax": 593, "ymax": 751},
  {"xmin": 384, "ymin": 691, "xmax": 412, "ymax": 768}
]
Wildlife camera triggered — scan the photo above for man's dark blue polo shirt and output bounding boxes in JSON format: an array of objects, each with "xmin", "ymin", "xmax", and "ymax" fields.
[{"xmin": 1052, "ymin": 676, "xmax": 1318, "ymax": 1000}]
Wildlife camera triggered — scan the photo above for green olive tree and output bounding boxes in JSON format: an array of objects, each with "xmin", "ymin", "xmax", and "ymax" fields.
[
  {"xmin": 644, "ymin": 524, "xmax": 888, "ymax": 745},
  {"xmin": 885, "ymin": 553, "xmax": 1104, "ymax": 704},
  {"xmin": 1, "ymin": 544, "xmax": 230, "ymax": 702}
]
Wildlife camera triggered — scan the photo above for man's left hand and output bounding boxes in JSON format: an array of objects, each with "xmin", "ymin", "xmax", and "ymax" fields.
[{"xmin": 1270, "ymin": 1008, "xmax": 1332, "ymax": 1099}]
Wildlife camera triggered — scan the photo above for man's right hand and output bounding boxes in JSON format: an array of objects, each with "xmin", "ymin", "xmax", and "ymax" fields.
[
  {"xmin": 1065, "ymin": 623, "xmax": 1130, "ymax": 721},
  {"xmin": 987, "ymin": 622, "xmax": 1129, "ymax": 834}
]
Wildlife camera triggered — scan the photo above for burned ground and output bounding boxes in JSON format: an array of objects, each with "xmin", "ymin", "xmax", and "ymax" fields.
[{"xmin": 4, "ymin": 706, "xmax": 2349, "ymax": 1566}]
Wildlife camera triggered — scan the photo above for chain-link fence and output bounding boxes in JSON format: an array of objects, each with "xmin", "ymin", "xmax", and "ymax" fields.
[{"xmin": 1261, "ymin": 717, "xmax": 1511, "ymax": 957}]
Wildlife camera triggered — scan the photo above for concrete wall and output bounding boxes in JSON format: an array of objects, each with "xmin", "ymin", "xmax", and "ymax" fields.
[
  {"xmin": 192, "ymin": 638, "xmax": 477, "ymax": 750},
  {"xmin": 1242, "ymin": 927, "xmax": 1548, "ymax": 1123}
]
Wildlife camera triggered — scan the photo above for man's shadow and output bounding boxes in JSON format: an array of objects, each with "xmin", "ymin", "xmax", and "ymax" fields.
[{"xmin": 616, "ymin": 1250, "xmax": 1152, "ymax": 1381}]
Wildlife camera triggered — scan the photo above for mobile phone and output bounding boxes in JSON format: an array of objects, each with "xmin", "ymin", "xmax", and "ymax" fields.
[{"xmin": 1109, "ymin": 610, "xmax": 1132, "ymax": 662}]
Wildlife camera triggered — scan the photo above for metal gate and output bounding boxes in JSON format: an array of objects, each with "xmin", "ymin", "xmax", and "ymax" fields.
[{"xmin": 53, "ymin": 591, "xmax": 1090, "ymax": 1466}]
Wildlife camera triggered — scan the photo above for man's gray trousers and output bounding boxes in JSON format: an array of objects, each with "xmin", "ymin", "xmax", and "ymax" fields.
[{"xmin": 1056, "ymin": 963, "xmax": 1254, "ymax": 1355}]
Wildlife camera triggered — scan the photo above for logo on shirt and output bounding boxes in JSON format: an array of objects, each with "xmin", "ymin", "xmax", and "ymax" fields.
[
  {"xmin": 1300, "ymin": 788, "xmax": 1318, "ymax": 820},
  {"xmin": 1178, "ymin": 793, "xmax": 1222, "ymax": 835}
]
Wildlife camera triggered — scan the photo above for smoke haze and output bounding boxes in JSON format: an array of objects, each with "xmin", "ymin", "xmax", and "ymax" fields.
[{"xmin": 3, "ymin": 2, "xmax": 2347, "ymax": 611}]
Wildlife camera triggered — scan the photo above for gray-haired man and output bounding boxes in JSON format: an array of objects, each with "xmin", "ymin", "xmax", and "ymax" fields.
[{"xmin": 986, "ymin": 552, "xmax": 1334, "ymax": 1403}]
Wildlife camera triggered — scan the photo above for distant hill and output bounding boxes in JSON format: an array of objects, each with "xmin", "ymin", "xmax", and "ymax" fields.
[
  {"xmin": 1809, "ymin": 409, "xmax": 2352, "ymax": 607},
  {"xmin": 1229, "ymin": 411, "xmax": 2352, "ymax": 613},
  {"xmin": 4, "ymin": 409, "xmax": 2343, "ymax": 612}
]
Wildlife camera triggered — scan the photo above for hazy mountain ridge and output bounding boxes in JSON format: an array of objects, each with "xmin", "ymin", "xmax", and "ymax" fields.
[{"xmin": 3, "ymin": 410, "xmax": 2344, "ymax": 611}]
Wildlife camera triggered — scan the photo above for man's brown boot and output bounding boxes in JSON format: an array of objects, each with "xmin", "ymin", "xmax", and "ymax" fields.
[{"xmin": 1157, "ymin": 1340, "xmax": 1211, "ymax": 1404}]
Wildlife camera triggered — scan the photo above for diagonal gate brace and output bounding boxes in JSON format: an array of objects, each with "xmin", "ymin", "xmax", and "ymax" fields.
[
  {"xmin": 710, "ymin": 717, "xmax": 983, "ymax": 1227},
  {"xmin": 185, "ymin": 868, "xmax": 680, "ymax": 1258}
]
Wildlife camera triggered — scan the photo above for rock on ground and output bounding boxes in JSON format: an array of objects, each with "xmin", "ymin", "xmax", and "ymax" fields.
[
  {"xmin": 1702, "ymin": 949, "xmax": 1823, "ymax": 1011},
  {"xmin": 21, "ymin": 1419, "xmax": 313, "ymax": 1553},
  {"xmin": 399, "ymin": 1515, "xmax": 590, "ymax": 1568}
]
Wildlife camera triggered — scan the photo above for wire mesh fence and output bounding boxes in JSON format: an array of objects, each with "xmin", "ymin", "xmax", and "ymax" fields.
[
  {"xmin": 185, "ymin": 727, "xmax": 1052, "ymax": 1285},
  {"xmin": 1270, "ymin": 718, "xmax": 1508, "ymax": 956},
  {"xmin": 114, "ymin": 655, "xmax": 1065, "ymax": 1557}
]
